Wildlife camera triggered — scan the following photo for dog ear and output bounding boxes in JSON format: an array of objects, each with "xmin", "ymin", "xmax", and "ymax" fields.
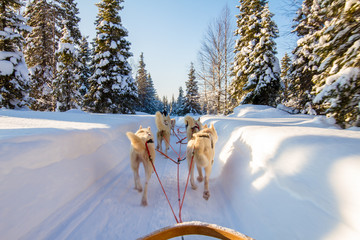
[
  {"xmin": 204, "ymin": 124, "xmax": 208, "ymax": 128},
  {"xmin": 148, "ymin": 127, "xmax": 151, "ymax": 130},
  {"xmin": 139, "ymin": 125, "xmax": 142, "ymax": 129}
]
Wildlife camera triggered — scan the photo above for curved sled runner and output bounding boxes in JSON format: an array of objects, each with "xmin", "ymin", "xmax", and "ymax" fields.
[{"xmin": 138, "ymin": 221, "xmax": 254, "ymax": 240}]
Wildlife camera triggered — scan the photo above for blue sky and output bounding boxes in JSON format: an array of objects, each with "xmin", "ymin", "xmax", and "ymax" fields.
[{"xmin": 77, "ymin": 0, "xmax": 297, "ymax": 100}]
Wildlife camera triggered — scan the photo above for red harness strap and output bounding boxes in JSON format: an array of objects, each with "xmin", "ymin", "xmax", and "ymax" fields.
[
  {"xmin": 145, "ymin": 139, "xmax": 195, "ymax": 224},
  {"xmin": 146, "ymin": 140, "xmax": 179, "ymax": 223}
]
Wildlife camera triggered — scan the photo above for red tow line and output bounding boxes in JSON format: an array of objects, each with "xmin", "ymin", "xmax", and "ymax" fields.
[{"xmin": 145, "ymin": 127, "xmax": 195, "ymax": 224}]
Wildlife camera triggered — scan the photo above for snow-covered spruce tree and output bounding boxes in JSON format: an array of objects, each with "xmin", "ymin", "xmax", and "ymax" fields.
[
  {"xmin": 231, "ymin": 0, "xmax": 281, "ymax": 107},
  {"xmin": 145, "ymin": 73, "xmax": 158, "ymax": 114},
  {"xmin": 174, "ymin": 86, "xmax": 185, "ymax": 116},
  {"xmin": 170, "ymin": 94, "xmax": 176, "ymax": 114},
  {"xmin": 286, "ymin": 0, "xmax": 324, "ymax": 113},
  {"xmin": 161, "ymin": 95, "xmax": 170, "ymax": 114},
  {"xmin": 78, "ymin": 36, "xmax": 92, "ymax": 97},
  {"xmin": 24, "ymin": 0, "xmax": 62, "ymax": 111},
  {"xmin": 134, "ymin": 53, "xmax": 157, "ymax": 113},
  {"xmin": 312, "ymin": 0, "xmax": 360, "ymax": 128},
  {"xmin": 53, "ymin": 0, "xmax": 82, "ymax": 112},
  {"xmin": 0, "ymin": 0, "xmax": 31, "ymax": 109},
  {"xmin": 58, "ymin": 0, "xmax": 82, "ymax": 46},
  {"xmin": 280, "ymin": 52, "xmax": 292, "ymax": 102},
  {"xmin": 135, "ymin": 52, "xmax": 147, "ymax": 112},
  {"xmin": 53, "ymin": 23, "xmax": 81, "ymax": 112},
  {"xmin": 84, "ymin": 0, "xmax": 137, "ymax": 114},
  {"xmin": 183, "ymin": 63, "xmax": 202, "ymax": 115}
]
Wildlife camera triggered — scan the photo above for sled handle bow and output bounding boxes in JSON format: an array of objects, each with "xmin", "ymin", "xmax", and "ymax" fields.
[{"xmin": 138, "ymin": 221, "xmax": 255, "ymax": 240}]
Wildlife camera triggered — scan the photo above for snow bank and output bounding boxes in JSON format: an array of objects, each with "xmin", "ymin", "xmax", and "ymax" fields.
[
  {"xmin": 207, "ymin": 105, "xmax": 360, "ymax": 240},
  {"xmin": 0, "ymin": 106, "xmax": 359, "ymax": 240},
  {"xmin": 0, "ymin": 110, "xmax": 155, "ymax": 239}
]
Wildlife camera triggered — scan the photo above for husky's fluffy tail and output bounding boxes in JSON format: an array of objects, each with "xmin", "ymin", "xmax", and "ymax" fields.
[
  {"xmin": 126, "ymin": 132, "xmax": 144, "ymax": 152},
  {"xmin": 184, "ymin": 115, "xmax": 194, "ymax": 129}
]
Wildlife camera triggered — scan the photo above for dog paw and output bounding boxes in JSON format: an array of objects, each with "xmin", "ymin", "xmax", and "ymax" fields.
[
  {"xmin": 197, "ymin": 176, "xmax": 203, "ymax": 182},
  {"xmin": 135, "ymin": 186, "xmax": 142, "ymax": 192},
  {"xmin": 191, "ymin": 184, "xmax": 198, "ymax": 190},
  {"xmin": 203, "ymin": 191, "xmax": 210, "ymax": 200},
  {"xmin": 141, "ymin": 199, "xmax": 148, "ymax": 206}
]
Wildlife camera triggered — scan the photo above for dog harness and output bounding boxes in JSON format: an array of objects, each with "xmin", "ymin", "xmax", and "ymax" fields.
[{"xmin": 197, "ymin": 134, "xmax": 214, "ymax": 149}]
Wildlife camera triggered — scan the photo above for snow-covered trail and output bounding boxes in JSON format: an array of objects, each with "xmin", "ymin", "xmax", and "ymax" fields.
[
  {"xmin": 2, "ymin": 106, "xmax": 360, "ymax": 240},
  {"xmin": 21, "ymin": 118, "xmax": 241, "ymax": 239}
]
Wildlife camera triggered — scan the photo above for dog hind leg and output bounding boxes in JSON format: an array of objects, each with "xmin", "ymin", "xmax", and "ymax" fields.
[
  {"xmin": 131, "ymin": 156, "xmax": 142, "ymax": 192},
  {"xmin": 156, "ymin": 131, "xmax": 162, "ymax": 152},
  {"xmin": 165, "ymin": 132, "xmax": 170, "ymax": 155},
  {"xmin": 197, "ymin": 165, "xmax": 203, "ymax": 182},
  {"xmin": 187, "ymin": 149, "xmax": 197, "ymax": 190},
  {"xmin": 203, "ymin": 164, "xmax": 212, "ymax": 200},
  {"xmin": 141, "ymin": 162, "xmax": 152, "ymax": 206}
]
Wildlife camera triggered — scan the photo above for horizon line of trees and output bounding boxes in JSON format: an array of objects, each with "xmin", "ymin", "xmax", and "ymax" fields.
[{"xmin": 1, "ymin": 0, "xmax": 359, "ymax": 128}]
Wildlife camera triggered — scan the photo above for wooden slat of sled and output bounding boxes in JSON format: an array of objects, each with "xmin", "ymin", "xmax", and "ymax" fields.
[{"xmin": 139, "ymin": 221, "xmax": 255, "ymax": 240}]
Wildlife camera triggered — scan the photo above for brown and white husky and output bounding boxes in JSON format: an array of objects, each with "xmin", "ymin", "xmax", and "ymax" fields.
[
  {"xmin": 186, "ymin": 123, "xmax": 218, "ymax": 200},
  {"xmin": 155, "ymin": 111, "xmax": 171, "ymax": 155},
  {"xmin": 184, "ymin": 115, "xmax": 203, "ymax": 141}
]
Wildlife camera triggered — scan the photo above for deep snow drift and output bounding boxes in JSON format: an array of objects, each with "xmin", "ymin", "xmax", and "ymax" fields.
[{"xmin": 0, "ymin": 105, "xmax": 359, "ymax": 240}]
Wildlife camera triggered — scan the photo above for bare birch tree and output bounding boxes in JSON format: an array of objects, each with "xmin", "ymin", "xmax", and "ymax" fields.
[{"xmin": 197, "ymin": 5, "xmax": 235, "ymax": 114}]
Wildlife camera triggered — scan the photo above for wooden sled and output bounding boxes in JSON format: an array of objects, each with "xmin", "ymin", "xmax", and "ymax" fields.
[{"xmin": 139, "ymin": 221, "xmax": 255, "ymax": 240}]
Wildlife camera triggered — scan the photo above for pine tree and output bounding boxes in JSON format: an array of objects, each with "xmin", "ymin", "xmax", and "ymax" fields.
[
  {"xmin": 231, "ymin": 0, "xmax": 281, "ymax": 107},
  {"xmin": 135, "ymin": 53, "xmax": 158, "ymax": 114},
  {"xmin": 58, "ymin": 0, "xmax": 82, "ymax": 45},
  {"xmin": 312, "ymin": 0, "xmax": 360, "ymax": 128},
  {"xmin": 170, "ymin": 94, "xmax": 175, "ymax": 115},
  {"xmin": 135, "ymin": 52, "xmax": 147, "ymax": 112},
  {"xmin": 52, "ymin": 0, "xmax": 82, "ymax": 112},
  {"xmin": 84, "ymin": 0, "xmax": 137, "ymax": 113},
  {"xmin": 162, "ymin": 95, "xmax": 169, "ymax": 114},
  {"xmin": 280, "ymin": 52, "xmax": 292, "ymax": 102},
  {"xmin": 183, "ymin": 63, "xmax": 202, "ymax": 115},
  {"xmin": 78, "ymin": 36, "xmax": 92, "ymax": 97},
  {"xmin": 287, "ymin": 0, "xmax": 324, "ymax": 113},
  {"xmin": 145, "ymin": 73, "xmax": 158, "ymax": 114},
  {"xmin": 174, "ymin": 86, "xmax": 185, "ymax": 116},
  {"xmin": 0, "ymin": 0, "xmax": 31, "ymax": 109},
  {"xmin": 24, "ymin": 0, "xmax": 62, "ymax": 111},
  {"xmin": 53, "ymin": 23, "xmax": 81, "ymax": 111}
]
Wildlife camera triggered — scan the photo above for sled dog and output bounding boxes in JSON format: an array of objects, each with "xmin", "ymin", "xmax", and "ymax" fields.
[
  {"xmin": 126, "ymin": 126, "xmax": 156, "ymax": 206},
  {"xmin": 186, "ymin": 123, "xmax": 218, "ymax": 200},
  {"xmin": 170, "ymin": 118, "xmax": 176, "ymax": 134},
  {"xmin": 184, "ymin": 115, "xmax": 203, "ymax": 141},
  {"xmin": 155, "ymin": 111, "xmax": 171, "ymax": 155}
]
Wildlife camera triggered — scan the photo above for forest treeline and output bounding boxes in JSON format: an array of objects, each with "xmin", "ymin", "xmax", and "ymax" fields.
[{"xmin": 1, "ymin": 0, "xmax": 359, "ymax": 128}]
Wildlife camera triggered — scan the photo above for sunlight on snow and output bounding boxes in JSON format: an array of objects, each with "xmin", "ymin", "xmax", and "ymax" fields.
[
  {"xmin": 219, "ymin": 128, "xmax": 243, "ymax": 164},
  {"xmin": 328, "ymin": 157, "xmax": 360, "ymax": 239},
  {"xmin": 252, "ymin": 170, "xmax": 275, "ymax": 190},
  {"xmin": 252, "ymin": 146, "xmax": 312, "ymax": 191},
  {"xmin": 0, "ymin": 116, "xmax": 109, "ymax": 131}
]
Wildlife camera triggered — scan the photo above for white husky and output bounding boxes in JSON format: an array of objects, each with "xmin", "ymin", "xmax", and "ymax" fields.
[
  {"xmin": 186, "ymin": 123, "xmax": 218, "ymax": 200},
  {"xmin": 170, "ymin": 118, "xmax": 176, "ymax": 135},
  {"xmin": 184, "ymin": 115, "xmax": 203, "ymax": 141},
  {"xmin": 126, "ymin": 126, "xmax": 155, "ymax": 206},
  {"xmin": 155, "ymin": 111, "xmax": 171, "ymax": 155}
]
